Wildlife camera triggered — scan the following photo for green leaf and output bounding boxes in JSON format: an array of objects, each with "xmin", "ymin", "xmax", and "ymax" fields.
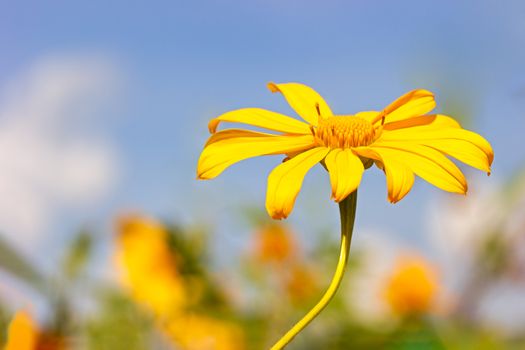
[
  {"xmin": 62, "ymin": 230, "xmax": 93, "ymax": 280},
  {"xmin": 85, "ymin": 288, "xmax": 154, "ymax": 350},
  {"xmin": 0, "ymin": 234, "xmax": 45, "ymax": 290}
]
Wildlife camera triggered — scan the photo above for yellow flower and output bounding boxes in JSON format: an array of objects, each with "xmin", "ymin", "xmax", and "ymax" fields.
[
  {"xmin": 116, "ymin": 216, "xmax": 246, "ymax": 349},
  {"xmin": 165, "ymin": 313, "xmax": 245, "ymax": 350},
  {"xmin": 384, "ymin": 256, "xmax": 439, "ymax": 317},
  {"xmin": 197, "ymin": 83, "xmax": 493, "ymax": 219},
  {"xmin": 116, "ymin": 215, "xmax": 186, "ymax": 318},
  {"xmin": 4, "ymin": 311, "xmax": 39, "ymax": 350}
]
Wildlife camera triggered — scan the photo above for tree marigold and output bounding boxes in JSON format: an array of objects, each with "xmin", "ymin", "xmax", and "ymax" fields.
[
  {"xmin": 197, "ymin": 82, "xmax": 493, "ymax": 219},
  {"xmin": 196, "ymin": 82, "xmax": 494, "ymax": 349}
]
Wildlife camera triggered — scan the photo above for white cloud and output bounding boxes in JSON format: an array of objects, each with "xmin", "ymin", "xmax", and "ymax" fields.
[{"xmin": 0, "ymin": 53, "xmax": 120, "ymax": 254}]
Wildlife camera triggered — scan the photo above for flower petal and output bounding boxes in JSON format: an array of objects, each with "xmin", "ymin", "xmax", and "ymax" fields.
[
  {"xmin": 324, "ymin": 149, "xmax": 364, "ymax": 202},
  {"xmin": 353, "ymin": 147, "xmax": 414, "ymax": 203},
  {"xmin": 268, "ymin": 82, "xmax": 333, "ymax": 126},
  {"xmin": 383, "ymin": 114, "xmax": 460, "ymax": 131},
  {"xmin": 266, "ymin": 147, "xmax": 330, "ymax": 219},
  {"xmin": 360, "ymin": 143, "xmax": 468, "ymax": 194},
  {"xmin": 380, "ymin": 128, "xmax": 494, "ymax": 168},
  {"xmin": 383, "ymin": 159, "xmax": 415, "ymax": 203},
  {"xmin": 198, "ymin": 130, "xmax": 316, "ymax": 179},
  {"xmin": 5, "ymin": 311, "xmax": 39, "ymax": 350},
  {"xmin": 208, "ymin": 108, "xmax": 312, "ymax": 134},
  {"xmin": 381, "ymin": 138, "xmax": 490, "ymax": 174},
  {"xmin": 204, "ymin": 128, "xmax": 267, "ymax": 146},
  {"xmin": 373, "ymin": 89, "xmax": 436, "ymax": 125},
  {"xmin": 425, "ymin": 139, "xmax": 491, "ymax": 173}
]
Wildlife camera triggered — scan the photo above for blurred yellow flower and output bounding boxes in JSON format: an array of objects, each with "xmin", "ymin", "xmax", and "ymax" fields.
[
  {"xmin": 254, "ymin": 223, "xmax": 297, "ymax": 264},
  {"xmin": 197, "ymin": 82, "xmax": 493, "ymax": 219},
  {"xmin": 116, "ymin": 215, "xmax": 186, "ymax": 318},
  {"xmin": 384, "ymin": 256, "xmax": 439, "ymax": 317},
  {"xmin": 4, "ymin": 311, "xmax": 38, "ymax": 350},
  {"xmin": 166, "ymin": 313, "xmax": 245, "ymax": 350},
  {"xmin": 116, "ymin": 215, "xmax": 246, "ymax": 349}
]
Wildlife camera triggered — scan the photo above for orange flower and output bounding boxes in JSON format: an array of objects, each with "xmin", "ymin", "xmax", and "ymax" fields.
[
  {"xmin": 384, "ymin": 256, "xmax": 439, "ymax": 316},
  {"xmin": 285, "ymin": 264, "xmax": 318, "ymax": 304},
  {"xmin": 254, "ymin": 223, "xmax": 297, "ymax": 264}
]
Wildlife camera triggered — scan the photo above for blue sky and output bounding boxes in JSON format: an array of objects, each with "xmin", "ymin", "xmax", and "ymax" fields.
[{"xmin": 1, "ymin": 0, "xmax": 524, "ymax": 268}]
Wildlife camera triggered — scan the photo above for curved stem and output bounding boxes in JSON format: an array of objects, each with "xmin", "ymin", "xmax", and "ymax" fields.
[{"xmin": 270, "ymin": 190, "xmax": 358, "ymax": 350}]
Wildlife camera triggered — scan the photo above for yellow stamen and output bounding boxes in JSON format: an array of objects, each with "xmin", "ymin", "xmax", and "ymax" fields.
[{"xmin": 315, "ymin": 116, "xmax": 376, "ymax": 149}]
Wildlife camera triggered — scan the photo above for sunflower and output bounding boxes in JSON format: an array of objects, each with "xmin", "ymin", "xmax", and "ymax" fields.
[{"xmin": 197, "ymin": 82, "xmax": 493, "ymax": 219}]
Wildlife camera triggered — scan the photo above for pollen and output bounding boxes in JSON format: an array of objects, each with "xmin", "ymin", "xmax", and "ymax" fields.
[{"xmin": 315, "ymin": 116, "xmax": 376, "ymax": 149}]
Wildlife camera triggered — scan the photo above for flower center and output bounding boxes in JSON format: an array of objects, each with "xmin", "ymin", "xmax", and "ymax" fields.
[{"xmin": 315, "ymin": 115, "xmax": 376, "ymax": 148}]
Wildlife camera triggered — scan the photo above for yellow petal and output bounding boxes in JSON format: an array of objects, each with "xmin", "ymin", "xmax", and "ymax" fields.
[
  {"xmin": 383, "ymin": 138, "xmax": 490, "ymax": 174},
  {"xmin": 208, "ymin": 108, "xmax": 312, "ymax": 134},
  {"xmin": 5, "ymin": 311, "xmax": 39, "ymax": 350},
  {"xmin": 204, "ymin": 128, "xmax": 268, "ymax": 146},
  {"xmin": 198, "ymin": 130, "xmax": 315, "ymax": 179},
  {"xmin": 267, "ymin": 82, "xmax": 333, "ymax": 126},
  {"xmin": 383, "ymin": 114, "xmax": 460, "ymax": 131},
  {"xmin": 374, "ymin": 89, "xmax": 436, "ymax": 125},
  {"xmin": 380, "ymin": 128, "xmax": 494, "ymax": 167},
  {"xmin": 353, "ymin": 148, "xmax": 414, "ymax": 203},
  {"xmin": 383, "ymin": 159, "xmax": 415, "ymax": 203},
  {"xmin": 324, "ymin": 149, "xmax": 364, "ymax": 202},
  {"xmin": 266, "ymin": 147, "xmax": 330, "ymax": 219},
  {"xmin": 363, "ymin": 143, "xmax": 468, "ymax": 194},
  {"xmin": 424, "ymin": 139, "xmax": 491, "ymax": 173}
]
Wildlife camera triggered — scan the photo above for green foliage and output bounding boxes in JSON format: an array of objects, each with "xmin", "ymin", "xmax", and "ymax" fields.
[
  {"xmin": 85, "ymin": 289, "xmax": 154, "ymax": 350},
  {"xmin": 62, "ymin": 230, "xmax": 93, "ymax": 281},
  {"xmin": 0, "ymin": 235, "xmax": 45, "ymax": 290},
  {"xmin": 0, "ymin": 304, "xmax": 9, "ymax": 346}
]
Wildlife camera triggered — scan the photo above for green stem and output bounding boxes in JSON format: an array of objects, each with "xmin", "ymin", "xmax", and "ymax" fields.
[{"xmin": 270, "ymin": 190, "xmax": 358, "ymax": 349}]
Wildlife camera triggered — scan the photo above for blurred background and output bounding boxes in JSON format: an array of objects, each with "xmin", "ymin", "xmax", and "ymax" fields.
[{"xmin": 1, "ymin": 0, "xmax": 525, "ymax": 349}]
